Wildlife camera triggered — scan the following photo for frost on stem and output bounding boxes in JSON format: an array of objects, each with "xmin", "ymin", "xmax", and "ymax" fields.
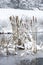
[
  {"xmin": 9, "ymin": 15, "xmax": 22, "ymax": 46},
  {"xmin": 31, "ymin": 16, "xmax": 37, "ymax": 53},
  {"xmin": 9, "ymin": 15, "xmax": 37, "ymax": 53}
]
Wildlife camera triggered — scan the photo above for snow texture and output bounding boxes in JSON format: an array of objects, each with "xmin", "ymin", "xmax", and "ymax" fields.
[
  {"xmin": 0, "ymin": 9, "xmax": 43, "ymax": 55},
  {"xmin": 0, "ymin": 9, "xmax": 43, "ymax": 44}
]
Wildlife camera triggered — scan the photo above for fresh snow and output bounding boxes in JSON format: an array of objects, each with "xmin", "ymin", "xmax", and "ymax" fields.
[{"xmin": 0, "ymin": 9, "xmax": 43, "ymax": 55}]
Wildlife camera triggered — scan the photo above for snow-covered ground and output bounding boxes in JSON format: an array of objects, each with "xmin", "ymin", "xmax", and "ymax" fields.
[
  {"xmin": 0, "ymin": 8, "xmax": 43, "ymax": 20},
  {"xmin": 0, "ymin": 9, "xmax": 43, "ymax": 65},
  {"xmin": 0, "ymin": 9, "xmax": 43, "ymax": 55}
]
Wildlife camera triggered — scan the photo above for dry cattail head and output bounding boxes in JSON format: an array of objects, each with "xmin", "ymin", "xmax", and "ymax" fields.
[
  {"xmin": 35, "ymin": 17, "xmax": 37, "ymax": 23},
  {"xmin": 33, "ymin": 16, "xmax": 34, "ymax": 22},
  {"xmin": 9, "ymin": 16, "xmax": 12, "ymax": 21},
  {"xmin": 16, "ymin": 16, "xmax": 18, "ymax": 23},
  {"xmin": 20, "ymin": 18, "xmax": 22, "ymax": 24},
  {"xmin": 16, "ymin": 16, "xmax": 20, "ymax": 27},
  {"xmin": 30, "ymin": 20, "xmax": 32, "ymax": 26},
  {"xmin": 9, "ymin": 15, "xmax": 15, "ymax": 21}
]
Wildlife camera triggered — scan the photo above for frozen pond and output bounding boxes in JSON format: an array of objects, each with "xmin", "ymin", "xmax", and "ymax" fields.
[{"xmin": 0, "ymin": 50, "xmax": 43, "ymax": 65}]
